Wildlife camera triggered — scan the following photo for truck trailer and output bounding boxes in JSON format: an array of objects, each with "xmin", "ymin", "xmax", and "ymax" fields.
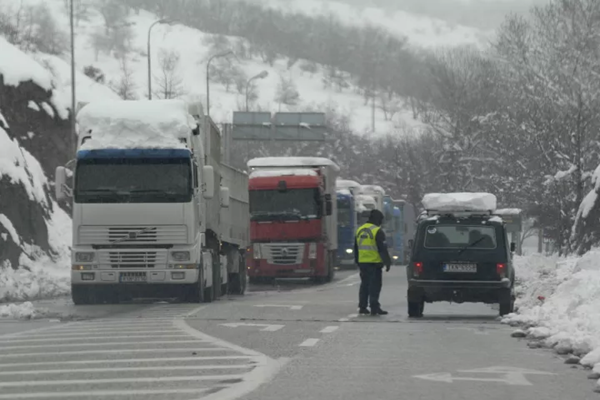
[
  {"xmin": 55, "ymin": 99, "xmax": 249, "ymax": 304},
  {"xmin": 246, "ymin": 157, "xmax": 339, "ymax": 283}
]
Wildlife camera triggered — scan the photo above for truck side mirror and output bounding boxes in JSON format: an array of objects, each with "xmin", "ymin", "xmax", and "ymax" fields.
[
  {"xmin": 326, "ymin": 200, "xmax": 332, "ymax": 216},
  {"xmin": 55, "ymin": 166, "xmax": 69, "ymax": 201},
  {"xmin": 202, "ymin": 165, "xmax": 214, "ymax": 199},
  {"xmin": 510, "ymin": 242, "xmax": 516, "ymax": 253},
  {"xmin": 220, "ymin": 187, "xmax": 230, "ymax": 208},
  {"xmin": 408, "ymin": 239, "xmax": 414, "ymax": 249}
]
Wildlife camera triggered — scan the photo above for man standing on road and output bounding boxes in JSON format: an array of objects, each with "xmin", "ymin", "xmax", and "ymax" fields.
[{"xmin": 354, "ymin": 209, "xmax": 392, "ymax": 316}]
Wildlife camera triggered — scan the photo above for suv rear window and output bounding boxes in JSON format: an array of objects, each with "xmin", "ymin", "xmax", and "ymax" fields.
[{"xmin": 424, "ymin": 225, "xmax": 497, "ymax": 249}]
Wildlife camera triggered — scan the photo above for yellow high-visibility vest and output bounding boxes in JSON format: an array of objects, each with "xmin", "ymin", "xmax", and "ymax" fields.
[{"xmin": 356, "ymin": 223, "xmax": 382, "ymax": 263}]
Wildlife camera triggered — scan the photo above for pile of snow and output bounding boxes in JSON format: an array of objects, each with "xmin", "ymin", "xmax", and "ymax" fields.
[
  {"xmin": 78, "ymin": 100, "xmax": 195, "ymax": 150},
  {"xmin": 495, "ymin": 208, "xmax": 523, "ymax": 215},
  {"xmin": 0, "ymin": 301, "xmax": 45, "ymax": 320},
  {"xmin": 422, "ymin": 192, "xmax": 497, "ymax": 212},
  {"xmin": 336, "ymin": 179, "xmax": 361, "ymax": 190},
  {"xmin": 248, "ymin": 157, "xmax": 340, "ymax": 171},
  {"xmin": 249, "ymin": 169, "xmax": 318, "ymax": 178},
  {"xmin": 336, "ymin": 188, "xmax": 352, "ymax": 196},
  {"xmin": 503, "ymin": 253, "xmax": 600, "ymax": 383}
]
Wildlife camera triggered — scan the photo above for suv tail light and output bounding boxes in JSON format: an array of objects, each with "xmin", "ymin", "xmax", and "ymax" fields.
[
  {"xmin": 413, "ymin": 262, "xmax": 423, "ymax": 277},
  {"xmin": 496, "ymin": 263, "xmax": 506, "ymax": 277}
]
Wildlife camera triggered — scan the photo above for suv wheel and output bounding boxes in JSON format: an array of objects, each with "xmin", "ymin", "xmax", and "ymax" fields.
[
  {"xmin": 408, "ymin": 300, "xmax": 424, "ymax": 318},
  {"xmin": 498, "ymin": 289, "xmax": 514, "ymax": 316}
]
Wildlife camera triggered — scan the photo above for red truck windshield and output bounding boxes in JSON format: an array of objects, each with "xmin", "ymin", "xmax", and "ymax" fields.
[{"xmin": 249, "ymin": 188, "xmax": 321, "ymax": 221}]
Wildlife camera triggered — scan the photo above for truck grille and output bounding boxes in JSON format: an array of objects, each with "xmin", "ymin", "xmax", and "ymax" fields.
[
  {"xmin": 263, "ymin": 243, "xmax": 304, "ymax": 265},
  {"xmin": 79, "ymin": 225, "xmax": 187, "ymax": 245},
  {"xmin": 98, "ymin": 250, "xmax": 168, "ymax": 269}
]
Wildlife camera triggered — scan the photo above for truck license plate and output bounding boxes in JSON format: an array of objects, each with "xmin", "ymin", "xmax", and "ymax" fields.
[
  {"xmin": 443, "ymin": 263, "xmax": 477, "ymax": 273},
  {"xmin": 120, "ymin": 272, "xmax": 147, "ymax": 283}
]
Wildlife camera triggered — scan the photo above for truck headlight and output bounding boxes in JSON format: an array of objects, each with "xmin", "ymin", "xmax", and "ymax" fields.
[
  {"xmin": 171, "ymin": 251, "xmax": 190, "ymax": 262},
  {"xmin": 393, "ymin": 255, "xmax": 399, "ymax": 260},
  {"xmin": 253, "ymin": 243, "xmax": 262, "ymax": 259},
  {"xmin": 345, "ymin": 248, "xmax": 353, "ymax": 254},
  {"xmin": 75, "ymin": 252, "xmax": 94, "ymax": 262}
]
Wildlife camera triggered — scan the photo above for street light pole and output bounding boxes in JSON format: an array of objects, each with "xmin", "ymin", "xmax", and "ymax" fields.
[
  {"xmin": 206, "ymin": 50, "xmax": 233, "ymax": 118},
  {"xmin": 69, "ymin": 0, "xmax": 77, "ymax": 153},
  {"xmin": 245, "ymin": 71, "xmax": 269, "ymax": 111},
  {"xmin": 147, "ymin": 19, "xmax": 168, "ymax": 100}
]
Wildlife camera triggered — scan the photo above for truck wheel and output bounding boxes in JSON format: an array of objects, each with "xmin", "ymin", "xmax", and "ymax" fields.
[
  {"xmin": 408, "ymin": 301, "xmax": 424, "ymax": 318},
  {"xmin": 229, "ymin": 262, "xmax": 247, "ymax": 295},
  {"xmin": 498, "ymin": 289, "xmax": 514, "ymax": 316},
  {"xmin": 326, "ymin": 253, "xmax": 335, "ymax": 282},
  {"xmin": 71, "ymin": 285, "xmax": 92, "ymax": 305},
  {"xmin": 203, "ymin": 285, "xmax": 213, "ymax": 303}
]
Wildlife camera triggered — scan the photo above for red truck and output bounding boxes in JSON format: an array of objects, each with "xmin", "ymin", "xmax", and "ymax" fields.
[{"xmin": 246, "ymin": 157, "xmax": 339, "ymax": 283}]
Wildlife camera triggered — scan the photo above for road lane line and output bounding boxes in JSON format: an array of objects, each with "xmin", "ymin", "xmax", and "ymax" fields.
[
  {"xmin": 0, "ymin": 355, "xmax": 255, "ymax": 368},
  {"xmin": 336, "ymin": 273, "xmax": 359, "ymax": 285},
  {"xmin": 320, "ymin": 326, "xmax": 339, "ymax": 334},
  {"xmin": 21, "ymin": 329, "xmax": 181, "ymax": 337},
  {"xmin": 0, "ymin": 388, "xmax": 216, "ymax": 399},
  {"xmin": 0, "ymin": 374, "xmax": 246, "ymax": 388},
  {"xmin": 0, "ymin": 339, "xmax": 207, "ymax": 351},
  {"xmin": 0, "ymin": 348, "xmax": 231, "ymax": 359},
  {"xmin": 299, "ymin": 338, "xmax": 320, "ymax": 347},
  {"xmin": 0, "ymin": 334, "xmax": 189, "ymax": 344},
  {"xmin": 0, "ymin": 364, "xmax": 255, "ymax": 376}
]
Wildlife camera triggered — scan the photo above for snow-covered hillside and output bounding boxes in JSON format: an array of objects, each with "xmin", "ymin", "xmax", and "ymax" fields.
[
  {"xmin": 12, "ymin": 0, "xmax": 423, "ymax": 137},
  {"xmin": 243, "ymin": 0, "xmax": 492, "ymax": 48},
  {"xmin": 0, "ymin": 38, "xmax": 72, "ymax": 302}
]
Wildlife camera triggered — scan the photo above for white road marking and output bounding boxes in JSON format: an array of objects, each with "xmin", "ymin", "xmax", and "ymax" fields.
[
  {"xmin": 0, "ymin": 334, "xmax": 189, "ymax": 344},
  {"xmin": 220, "ymin": 323, "xmax": 284, "ymax": 332},
  {"xmin": 254, "ymin": 304, "xmax": 303, "ymax": 310},
  {"xmin": 0, "ymin": 339, "xmax": 206, "ymax": 351},
  {"xmin": 320, "ymin": 326, "xmax": 339, "ymax": 334},
  {"xmin": 0, "ymin": 347, "xmax": 229, "ymax": 359},
  {"xmin": 0, "ymin": 355, "xmax": 255, "ymax": 368},
  {"xmin": 414, "ymin": 366, "xmax": 556, "ymax": 386},
  {"xmin": 0, "ymin": 374, "xmax": 246, "ymax": 388},
  {"xmin": 20, "ymin": 329, "xmax": 181, "ymax": 337},
  {"xmin": 447, "ymin": 327, "xmax": 489, "ymax": 335},
  {"xmin": 34, "ymin": 327, "xmax": 181, "ymax": 334},
  {"xmin": 338, "ymin": 312, "xmax": 358, "ymax": 322},
  {"xmin": 336, "ymin": 273, "xmax": 359, "ymax": 285},
  {"xmin": 0, "ymin": 364, "xmax": 255, "ymax": 376},
  {"xmin": 299, "ymin": 338, "xmax": 320, "ymax": 347},
  {"xmin": 0, "ymin": 388, "xmax": 214, "ymax": 399}
]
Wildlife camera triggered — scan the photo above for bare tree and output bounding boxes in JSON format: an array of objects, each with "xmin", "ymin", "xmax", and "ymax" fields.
[
  {"xmin": 110, "ymin": 56, "xmax": 137, "ymax": 100},
  {"xmin": 275, "ymin": 75, "xmax": 300, "ymax": 109},
  {"xmin": 153, "ymin": 49, "xmax": 184, "ymax": 99},
  {"xmin": 62, "ymin": 0, "xmax": 91, "ymax": 26},
  {"xmin": 96, "ymin": 0, "xmax": 128, "ymax": 35}
]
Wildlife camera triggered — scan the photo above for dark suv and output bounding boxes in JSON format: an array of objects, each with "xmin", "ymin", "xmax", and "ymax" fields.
[{"xmin": 406, "ymin": 212, "xmax": 515, "ymax": 318}]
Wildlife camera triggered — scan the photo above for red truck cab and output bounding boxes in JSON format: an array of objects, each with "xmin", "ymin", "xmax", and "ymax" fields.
[{"xmin": 246, "ymin": 158, "xmax": 339, "ymax": 283}]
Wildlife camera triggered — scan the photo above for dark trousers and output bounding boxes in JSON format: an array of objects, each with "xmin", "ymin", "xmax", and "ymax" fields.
[{"xmin": 358, "ymin": 263, "xmax": 383, "ymax": 310}]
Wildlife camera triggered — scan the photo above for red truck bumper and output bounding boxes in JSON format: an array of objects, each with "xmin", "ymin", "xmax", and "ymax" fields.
[{"xmin": 246, "ymin": 242, "xmax": 328, "ymax": 278}]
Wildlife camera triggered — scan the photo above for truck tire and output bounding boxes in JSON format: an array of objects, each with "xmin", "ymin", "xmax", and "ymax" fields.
[
  {"xmin": 229, "ymin": 254, "xmax": 247, "ymax": 295},
  {"xmin": 203, "ymin": 285, "xmax": 214, "ymax": 303},
  {"xmin": 325, "ymin": 252, "xmax": 335, "ymax": 283},
  {"xmin": 408, "ymin": 300, "xmax": 424, "ymax": 318},
  {"xmin": 71, "ymin": 285, "xmax": 92, "ymax": 305},
  {"xmin": 248, "ymin": 277, "xmax": 260, "ymax": 285},
  {"xmin": 184, "ymin": 271, "xmax": 204, "ymax": 303}
]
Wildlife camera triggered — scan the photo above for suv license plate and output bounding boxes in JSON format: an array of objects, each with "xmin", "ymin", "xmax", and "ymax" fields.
[
  {"xmin": 120, "ymin": 273, "xmax": 147, "ymax": 283},
  {"xmin": 444, "ymin": 263, "xmax": 477, "ymax": 273}
]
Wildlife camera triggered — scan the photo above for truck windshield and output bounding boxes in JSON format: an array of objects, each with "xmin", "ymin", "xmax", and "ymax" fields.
[
  {"xmin": 250, "ymin": 189, "xmax": 320, "ymax": 221},
  {"xmin": 424, "ymin": 225, "xmax": 497, "ymax": 250},
  {"xmin": 74, "ymin": 158, "xmax": 192, "ymax": 204},
  {"xmin": 337, "ymin": 198, "xmax": 352, "ymax": 228}
]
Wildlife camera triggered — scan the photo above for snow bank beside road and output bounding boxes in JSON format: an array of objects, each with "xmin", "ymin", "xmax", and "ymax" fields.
[
  {"xmin": 504, "ymin": 253, "xmax": 600, "ymax": 385},
  {"xmin": 0, "ymin": 302, "xmax": 43, "ymax": 320}
]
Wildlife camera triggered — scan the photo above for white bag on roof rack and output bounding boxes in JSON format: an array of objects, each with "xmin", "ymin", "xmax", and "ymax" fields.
[{"xmin": 422, "ymin": 192, "xmax": 497, "ymax": 212}]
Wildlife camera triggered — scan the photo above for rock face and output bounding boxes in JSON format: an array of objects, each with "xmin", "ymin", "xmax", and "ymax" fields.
[{"xmin": 0, "ymin": 75, "xmax": 71, "ymax": 271}]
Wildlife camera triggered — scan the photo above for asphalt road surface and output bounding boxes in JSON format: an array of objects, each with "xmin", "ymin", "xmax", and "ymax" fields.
[{"xmin": 0, "ymin": 267, "xmax": 597, "ymax": 400}]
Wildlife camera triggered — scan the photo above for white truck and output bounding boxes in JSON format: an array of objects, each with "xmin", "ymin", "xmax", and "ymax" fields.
[
  {"xmin": 356, "ymin": 185, "xmax": 385, "ymax": 224},
  {"xmin": 55, "ymin": 99, "xmax": 249, "ymax": 304}
]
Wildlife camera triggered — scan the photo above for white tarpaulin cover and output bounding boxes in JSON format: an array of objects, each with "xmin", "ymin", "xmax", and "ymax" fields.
[{"xmin": 422, "ymin": 192, "xmax": 497, "ymax": 212}]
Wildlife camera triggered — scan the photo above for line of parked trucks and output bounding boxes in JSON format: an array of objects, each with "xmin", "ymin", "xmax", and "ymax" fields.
[{"xmin": 54, "ymin": 99, "xmax": 416, "ymax": 304}]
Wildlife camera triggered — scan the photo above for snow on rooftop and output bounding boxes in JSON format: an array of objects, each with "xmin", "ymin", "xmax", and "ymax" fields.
[
  {"xmin": 248, "ymin": 157, "xmax": 340, "ymax": 171},
  {"xmin": 336, "ymin": 179, "xmax": 361, "ymax": 189},
  {"xmin": 356, "ymin": 194, "xmax": 376, "ymax": 205},
  {"xmin": 249, "ymin": 169, "xmax": 317, "ymax": 178},
  {"xmin": 495, "ymin": 208, "xmax": 523, "ymax": 215},
  {"xmin": 337, "ymin": 188, "xmax": 352, "ymax": 196},
  {"xmin": 0, "ymin": 36, "xmax": 53, "ymax": 90},
  {"xmin": 422, "ymin": 192, "xmax": 497, "ymax": 212},
  {"xmin": 78, "ymin": 99, "xmax": 196, "ymax": 150},
  {"xmin": 359, "ymin": 185, "xmax": 385, "ymax": 195}
]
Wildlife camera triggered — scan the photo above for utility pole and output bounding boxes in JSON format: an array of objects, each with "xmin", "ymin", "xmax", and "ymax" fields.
[
  {"xmin": 147, "ymin": 19, "xmax": 169, "ymax": 100},
  {"xmin": 371, "ymin": 91, "xmax": 376, "ymax": 134},
  {"xmin": 245, "ymin": 71, "xmax": 268, "ymax": 111},
  {"xmin": 69, "ymin": 0, "xmax": 77, "ymax": 153}
]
